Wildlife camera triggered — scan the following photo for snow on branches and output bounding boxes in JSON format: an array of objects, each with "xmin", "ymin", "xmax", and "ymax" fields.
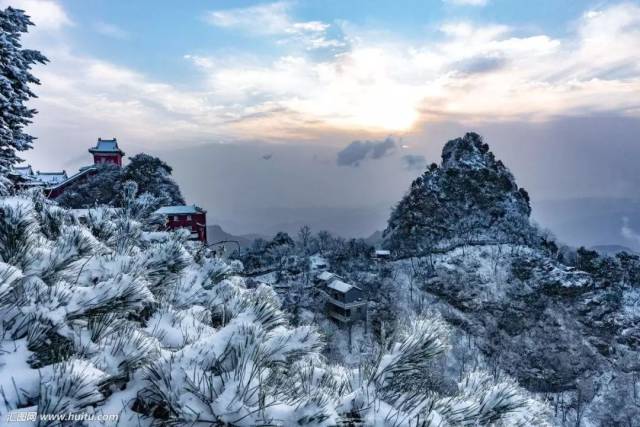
[{"xmin": 0, "ymin": 7, "xmax": 48, "ymax": 193}]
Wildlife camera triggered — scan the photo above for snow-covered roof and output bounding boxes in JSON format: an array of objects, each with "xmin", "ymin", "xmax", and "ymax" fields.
[
  {"xmin": 317, "ymin": 271, "xmax": 336, "ymax": 281},
  {"xmin": 88, "ymin": 138, "xmax": 124, "ymax": 154},
  {"xmin": 46, "ymin": 166, "xmax": 96, "ymax": 190},
  {"xmin": 13, "ymin": 166, "xmax": 34, "ymax": 177},
  {"xmin": 35, "ymin": 171, "xmax": 68, "ymax": 185},
  {"xmin": 154, "ymin": 205, "xmax": 204, "ymax": 215},
  {"xmin": 327, "ymin": 279, "xmax": 354, "ymax": 293},
  {"xmin": 9, "ymin": 165, "xmax": 43, "ymax": 185},
  {"xmin": 10, "ymin": 167, "xmax": 71, "ymax": 187}
]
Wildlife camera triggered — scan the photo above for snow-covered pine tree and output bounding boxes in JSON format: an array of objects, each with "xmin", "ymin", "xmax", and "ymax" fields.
[
  {"xmin": 0, "ymin": 7, "xmax": 47, "ymax": 193},
  {"xmin": 56, "ymin": 154, "xmax": 186, "ymax": 209},
  {"xmin": 121, "ymin": 154, "xmax": 185, "ymax": 206}
]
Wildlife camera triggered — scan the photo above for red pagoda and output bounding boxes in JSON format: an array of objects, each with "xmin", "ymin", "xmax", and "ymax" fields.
[{"xmin": 88, "ymin": 138, "xmax": 125, "ymax": 166}]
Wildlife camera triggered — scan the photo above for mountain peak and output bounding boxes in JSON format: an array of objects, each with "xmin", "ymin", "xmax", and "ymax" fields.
[
  {"xmin": 384, "ymin": 132, "xmax": 534, "ymax": 254},
  {"xmin": 441, "ymin": 132, "xmax": 496, "ymax": 170}
]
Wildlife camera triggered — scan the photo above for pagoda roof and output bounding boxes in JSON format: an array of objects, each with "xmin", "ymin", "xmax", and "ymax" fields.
[{"xmin": 88, "ymin": 138, "xmax": 125, "ymax": 155}]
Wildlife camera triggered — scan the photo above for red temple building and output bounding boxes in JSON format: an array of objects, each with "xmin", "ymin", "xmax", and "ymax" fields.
[
  {"xmin": 88, "ymin": 138, "xmax": 125, "ymax": 166},
  {"xmin": 46, "ymin": 139, "xmax": 125, "ymax": 197},
  {"xmin": 12, "ymin": 138, "xmax": 126, "ymax": 197},
  {"xmin": 10, "ymin": 137, "xmax": 208, "ymax": 243},
  {"xmin": 154, "ymin": 205, "xmax": 208, "ymax": 242}
]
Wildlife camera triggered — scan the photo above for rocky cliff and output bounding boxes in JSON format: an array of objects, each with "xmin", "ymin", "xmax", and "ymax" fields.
[{"xmin": 385, "ymin": 133, "xmax": 640, "ymax": 425}]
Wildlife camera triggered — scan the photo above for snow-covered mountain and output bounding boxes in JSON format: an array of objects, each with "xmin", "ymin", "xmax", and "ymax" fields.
[{"xmin": 384, "ymin": 132, "xmax": 536, "ymax": 256}]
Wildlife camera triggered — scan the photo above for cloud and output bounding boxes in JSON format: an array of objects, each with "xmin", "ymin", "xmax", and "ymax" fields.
[
  {"xmin": 32, "ymin": 53, "xmax": 228, "ymax": 149},
  {"xmin": 182, "ymin": 2, "xmax": 640, "ymax": 138},
  {"xmin": 402, "ymin": 154, "xmax": 427, "ymax": 171},
  {"xmin": 337, "ymin": 137, "xmax": 396, "ymax": 167},
  {"xmin": 262, "ymin": 154, "xmax": 273, "ymax": 160},
  {"xmin": 19, "ymin": 2, "xmax": 640, "ymax": 147},
  {"xmin": 205, "ymin": 2, "xmax": 291, "ymax": 35},
  {"xmin": 204, "ymin": 1, "xmax": 344, "ymax": 50},
  {"xmin": 0, "ymin": 0, "xmax": 72, "ymax": 30},
  {"xmin": 453, "ymin": 54, "xmax": 507, "ymax": 74},
  {"xmin": 443, "ymin": 0, "xmax": 488, "ymax": 6},
  {"xmin": 94, "ymin": 22, "xmax": 129, "ymax": 39},
  {"xmin": 621, "ymin": 217, "xmax": 640, "ymax": 244}
]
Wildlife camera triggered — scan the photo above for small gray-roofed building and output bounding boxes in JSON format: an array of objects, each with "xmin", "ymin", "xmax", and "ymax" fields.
[
  {"xmin": 8, "ymin": 165, "xmax": 44, "ymax": 189},
  {"xmin": 373, "ymin": 249, "xmax": 391, "ymax": 259},
  {"xmin": 14, "ymin": 166, "xmax": 34, "ymax": 177},
  {"xmin": 315, "ymin": 271, "xmax": 339, "ymax": 283},
  {"xmin": 327, "ymin": 279, "xmax": 354, "ymax": 293},
  {"xmin": 321, "ymin": 279, "xmax": 366, "ymax": 324}
]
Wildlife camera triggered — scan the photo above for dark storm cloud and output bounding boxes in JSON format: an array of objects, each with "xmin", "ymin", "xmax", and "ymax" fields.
[
  {"xmin": 336, "ymin": 137, "xmax": 396, "ymax": 167},
  {"xmin": 401, "ymin": 154, "xmax": 427, "ymax": 171}
]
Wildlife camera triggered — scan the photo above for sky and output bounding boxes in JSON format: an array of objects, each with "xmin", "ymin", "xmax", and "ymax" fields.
[{"xmin": 5, "ymin": 0, "xmax": 640, "ymax": 248}]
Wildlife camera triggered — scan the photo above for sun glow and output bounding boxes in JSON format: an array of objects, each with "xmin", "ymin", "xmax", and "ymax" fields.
[{"xmin": 264, "ymin": 48, "xmax": 426, "ymax": 133}]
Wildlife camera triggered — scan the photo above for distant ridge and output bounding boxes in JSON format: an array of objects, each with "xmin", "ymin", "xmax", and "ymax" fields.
[
  {"xmin": 590, "ymin": 244, "xmax": 637, "ymax": 256},
  {"xmin": 364, "ymin": 230, "xmax": 383, "ymax": 246},
  {"xmin": 207, "ymin": 224, "xmax": 267, "ymax": 248}
]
